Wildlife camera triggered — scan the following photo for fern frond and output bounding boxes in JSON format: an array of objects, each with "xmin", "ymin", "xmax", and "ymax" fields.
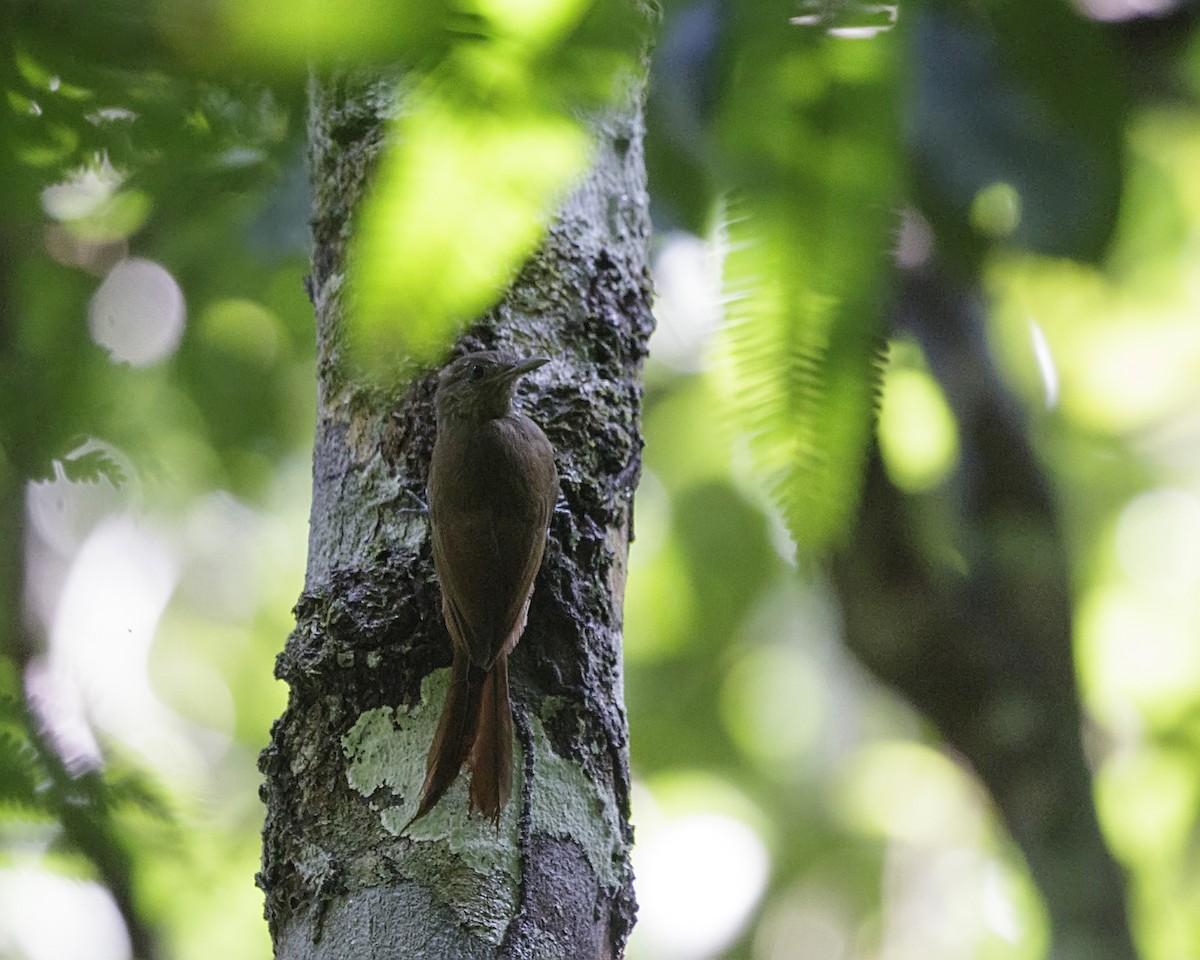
[
  {"xmin": 709, "ymin": 20, "xmax": 900, "ymax": 554},
  {"xmin": 59, "ymin": 447, "xmax": 128, "ymax": 487},
  {"xmin": 0, "ymin": 729, "xmax": 53, "ymax": 818},
  {"xmin": 716, "ymin": 193, "xmax": 889, "ymax": 553},
  {"xmin": 0, "ymin": 696, "xmax": 173, "ymax": 845}
]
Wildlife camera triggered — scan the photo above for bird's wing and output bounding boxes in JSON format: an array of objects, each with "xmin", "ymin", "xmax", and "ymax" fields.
[
  {"xmin": 430, "ymin": 419, "xmax": 557, "ymax": 669},
  {"xmin": 431, "ymin": 509, "xmax": 544, "ymax": 669}
]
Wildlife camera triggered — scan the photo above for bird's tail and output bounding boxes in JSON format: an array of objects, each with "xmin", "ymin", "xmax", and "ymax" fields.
[
  {"xmin": 468, "ymin": 654, "xmax": 513, "ymax": 822},
  {"xmin": 408, "ymin": 654, "xmax": 485, "ymax": 826}
]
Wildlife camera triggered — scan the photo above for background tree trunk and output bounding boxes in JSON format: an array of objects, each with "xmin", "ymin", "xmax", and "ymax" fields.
[
  {"xmin": 833, "ymin": 264, "xmax": 1137, "ymax": 960},
  {"xmin": 257, "ymin": 60, "xmax": 655, "ymax": 959}
]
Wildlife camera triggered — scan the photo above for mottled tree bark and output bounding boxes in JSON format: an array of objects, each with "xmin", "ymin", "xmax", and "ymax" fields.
[{"xmin": 257, "ymin": 48, "xmax": 655, "ymax": 960}]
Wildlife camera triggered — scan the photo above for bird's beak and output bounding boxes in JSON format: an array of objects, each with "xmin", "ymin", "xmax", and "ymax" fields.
[
  {"xmin": 484, "ymin": 356, "xmax": 549, "ymax": 390},
  {"xmin": 510, "ymin": 357, "xmax": 549, "ymax": 377}
]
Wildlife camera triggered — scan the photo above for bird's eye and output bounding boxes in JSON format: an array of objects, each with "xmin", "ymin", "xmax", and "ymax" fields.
[{"xmin": 468, "ymin": 363, "xmax": 484, "ymax": 381}]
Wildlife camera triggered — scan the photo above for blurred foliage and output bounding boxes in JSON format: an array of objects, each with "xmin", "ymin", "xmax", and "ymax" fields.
[
  {"xmin": 909, "ymin": 1, "xmax": 1124, "ymax": 264},
  {"xmin": 346, "ymin": 0, "xmax": 652, "ymax": 374},
  {"xmin": 635, "ymin": 1, "xmax": 1200, "ymax": 959},
  {"xmin": 2, "ymin": 1, "xmax": 1200, "ymax": 960},
  {"xmin": 650, "ymin": 0, "xmax": 900, "ymax": 553}
]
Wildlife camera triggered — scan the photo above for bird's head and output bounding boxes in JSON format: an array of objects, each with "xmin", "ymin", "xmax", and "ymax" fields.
[{"xmin": 434, "ymin": 351, "xmax": 549, "ymax": 424}]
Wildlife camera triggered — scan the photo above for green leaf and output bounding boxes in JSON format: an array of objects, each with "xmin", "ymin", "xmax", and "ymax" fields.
[
  {"xmin": 348, "ymin": 67, "xmax": 591, "ymax": 372},
  {"xmin": 342, "ymin": 0, "xmax": 648, "ymax": 376}
]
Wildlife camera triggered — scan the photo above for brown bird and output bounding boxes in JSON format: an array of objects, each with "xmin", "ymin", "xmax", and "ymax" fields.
[{"xmin": 409, "ymin": 351, "xmax": 558, "ymax": 825}]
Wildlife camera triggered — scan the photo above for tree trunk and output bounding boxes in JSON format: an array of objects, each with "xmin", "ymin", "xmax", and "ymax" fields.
[
  {"xmin": 257, "ymin": 56, "xmax": 655, "ymax": 960},
  {"xmin": 833, "ymin": 265, "xmax": 1136, "ymax": 960}
]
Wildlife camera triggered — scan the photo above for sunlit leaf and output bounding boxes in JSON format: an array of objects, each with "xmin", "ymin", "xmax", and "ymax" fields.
[
  {"xmin": 13, "ymin": 121, "xmax": 80, "ymax": 167},
  {"xmin": 476, "ymin": 0, "xmax": 593, "ymax": 46},
  {"xmin": 347, "ymin": 67, "xmax": 591, "ymax": 371},
  {"xmin": 876, "ymin": 340, "xmax": 960, "ymax": 494}
]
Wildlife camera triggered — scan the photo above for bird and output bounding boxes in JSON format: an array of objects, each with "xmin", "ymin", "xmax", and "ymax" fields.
[{"xmin": 408, "ymin": 350, "xmax": 559, "ymax": 825}]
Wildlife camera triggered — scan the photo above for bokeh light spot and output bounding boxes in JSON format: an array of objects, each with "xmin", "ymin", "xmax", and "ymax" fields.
[
  {"xmin": 1114, "ymin": 487, "xmax": 1200, "ymax": 598},
  {"xmin": 25, "ymin": 439, "xmax": 136, "ymax": 556},
  {"xmin": 199, "ymin": 298, "xmax": 283, "ymax": 365},
  {"xmin": 895, "ymin": 208, "xmax": 934, "ymax": 269},
  {"xmin": 971, "ymin": 181, "xmax": 1022, "ymax": 237},
  {"xmin": 834, "ymin": 741, "xmax": 984, "ymax": 846},
  {"xmin": 624, "ymin": 470, "xmax": 696, "ymax": 661},
  {"xmin": 1071, "ymin": 0, "xmax": 1178, "ymax": 21},
  {"xmin": 88, "ymin": 258, "xmax": 186, "ymax": 365},
  {"xmin": 1077, "ymin": 586, "xmax": 1200, "ymax": 725},
  {"xmin": 878, "ymin": 365, "xmax": 959, "ymax": 493},
  {"xmin": 0, "ymin": 870, "xmax": 130, "ymax": 960},
  {"xmin": 1096, "ymin": 748, "xmax": 1197, "ymax": 866},
  {"xmin": 45, "ymin": 516, "xmax": 221, "ymax": 776},
  {"xmin": 623, "ymin": 536, "xmax": 693, "ymax": 662},
  {"xmin": 720, "ymin": 645, "xmax": 824, "ymax": 767},
  {"xmin": 631, "ymin": 778, "xmax": 770, "ymax": 960},
  {"xmin": 752, "ymin": 886, "xmax": 851, "ymax": 960},
  {"xmin": 651, "ymin": 232, "xmax": 722, "ymax": 372},
  {"xmin": 879, "ymin": 846, "xmax": 1046, "ymax": 959}
]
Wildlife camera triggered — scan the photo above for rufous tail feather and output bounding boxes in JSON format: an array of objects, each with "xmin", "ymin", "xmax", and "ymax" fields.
[
  {"xmin": 406, "ymin": 654, "xmax": 485, "ymax": 828},
  {"xmin": 468, "ymin": 654, "xmax": 513, "ymax": 823}
]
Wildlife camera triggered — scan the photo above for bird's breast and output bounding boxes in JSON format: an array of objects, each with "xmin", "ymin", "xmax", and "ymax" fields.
[{"xmin": 429, "ymin": 414, "xmax": 557, "ymax": 520}]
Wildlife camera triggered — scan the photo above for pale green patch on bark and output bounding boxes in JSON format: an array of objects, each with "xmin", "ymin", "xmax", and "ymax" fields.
[
  {"xmin": 530, "ymin": 716, "xmax": 624, "ymax": 891},
  {"xmin": 342, "ymin": 702, "xmax": 426, "ymax": 801},
  {"xmin": 340, "ymin": 671, "xmax": 523, "ymax": 943}
]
